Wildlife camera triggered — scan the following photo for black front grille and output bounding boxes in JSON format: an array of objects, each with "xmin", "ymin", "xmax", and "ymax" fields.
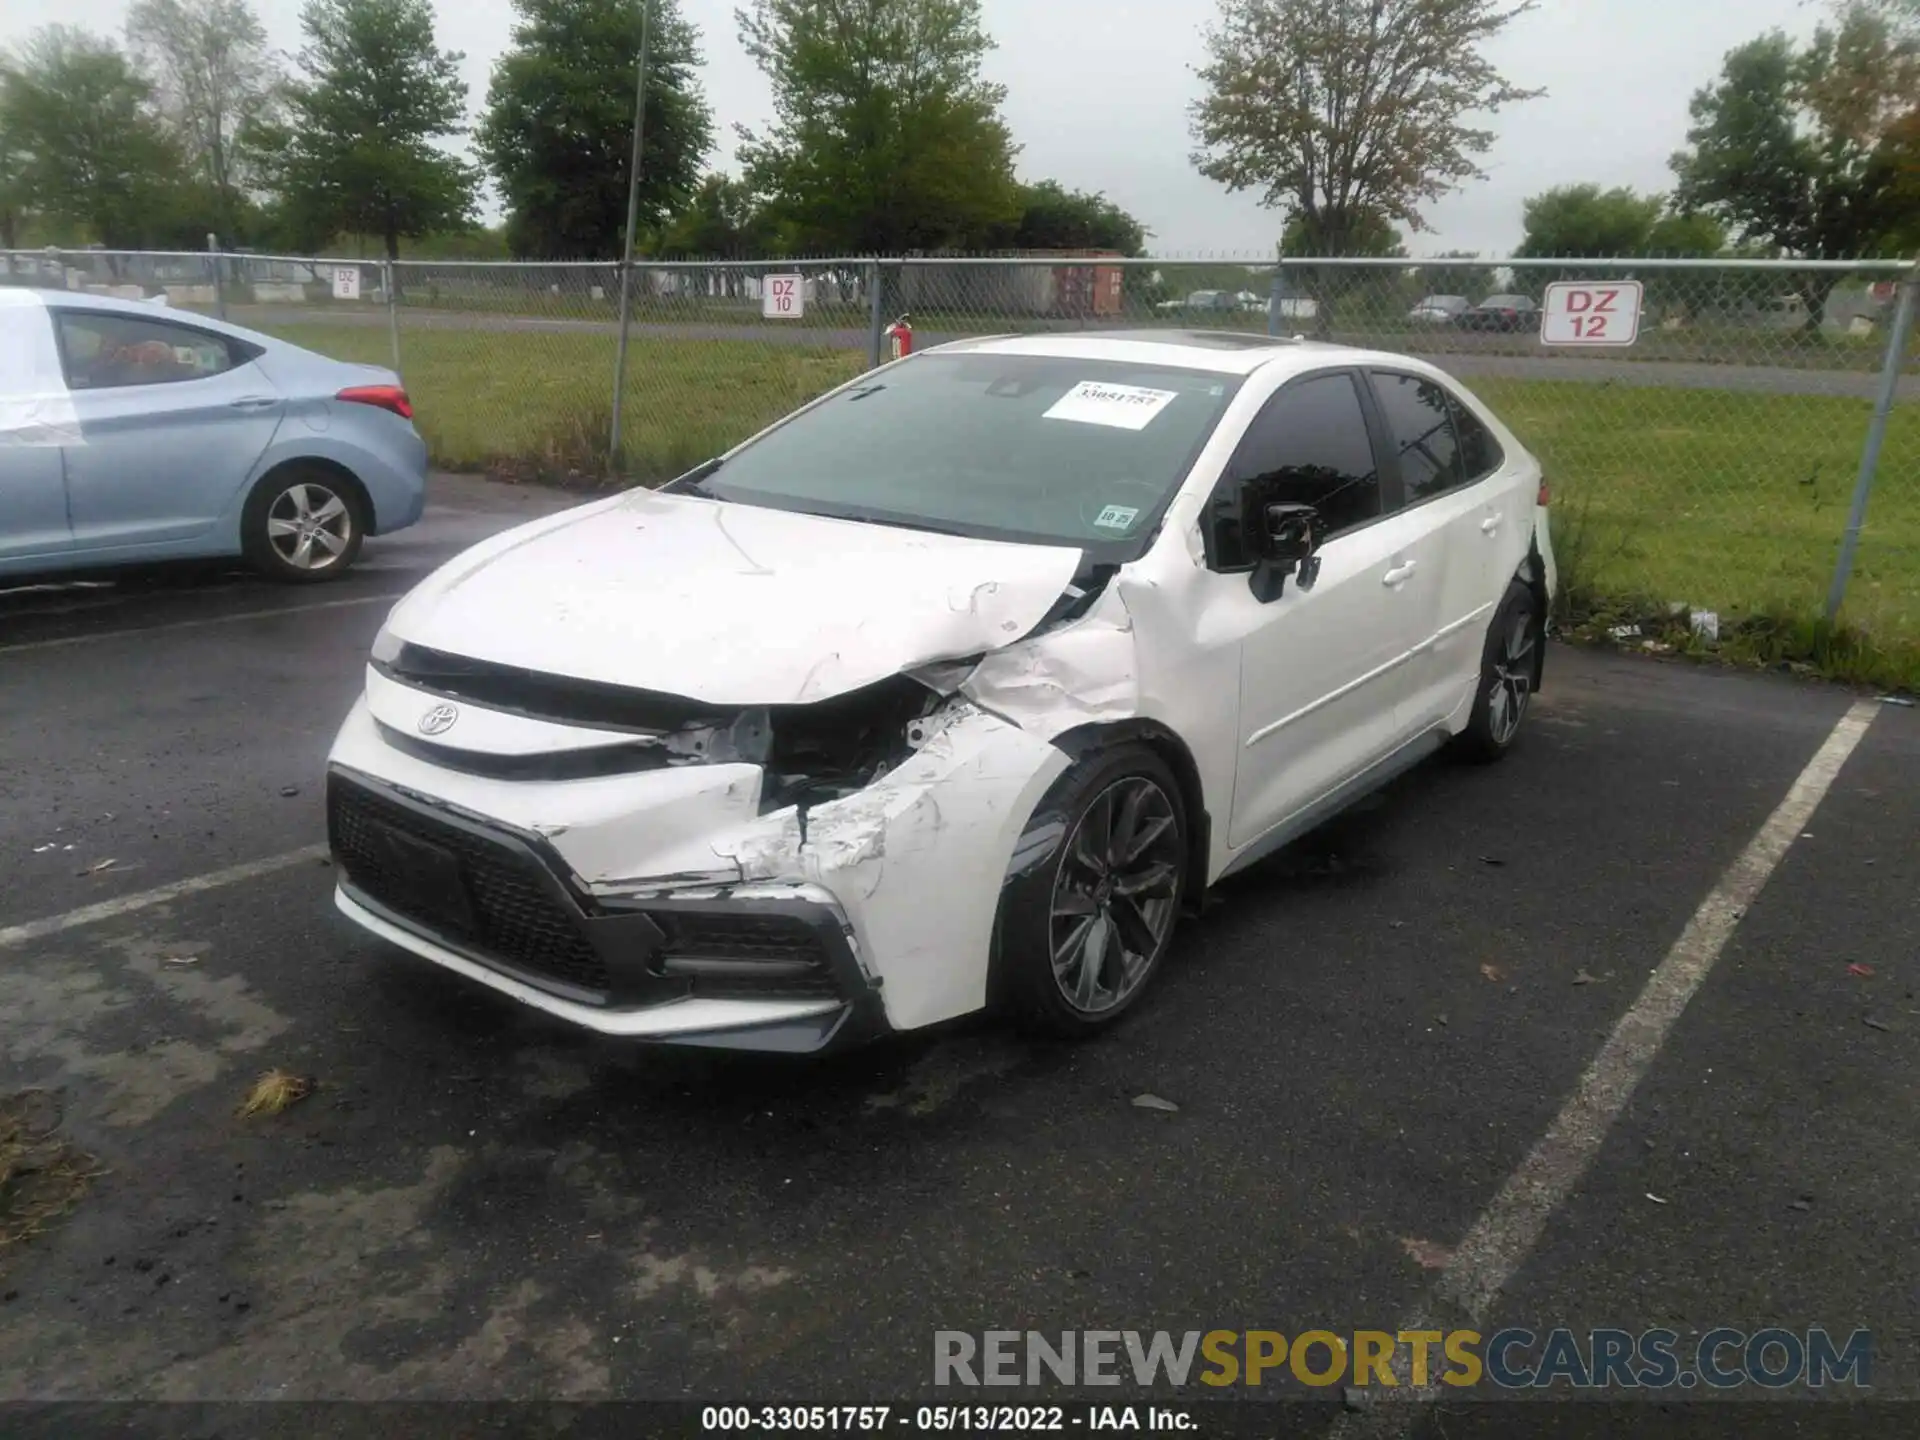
[
  {"xmin": 651, "ymin": 912, "xmax": 839, "ymax": 999},
  {"xmin": 329, "ymin": 775, "xmax": 611, "ymax": 998}
]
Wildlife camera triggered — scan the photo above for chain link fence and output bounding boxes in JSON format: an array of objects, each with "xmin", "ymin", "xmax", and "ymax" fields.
[{"xmin": 4, "ymin": 245, "xmax": 1915, "ymax": 668}]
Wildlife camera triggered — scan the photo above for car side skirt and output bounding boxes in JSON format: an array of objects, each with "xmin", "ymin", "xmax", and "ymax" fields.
[{"xmin": 1215, "ymin": 725, "xmax": 1452, "ymax": 882}]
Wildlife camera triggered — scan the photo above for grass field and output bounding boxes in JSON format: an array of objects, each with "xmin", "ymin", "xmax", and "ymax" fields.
[
  {"xmin": 264, "ymin": 320, "xmax": 1919, "ymax": 690},
  {"xmin": 264, "ymin": 322, "xmax": 868, "ymax": 481}
]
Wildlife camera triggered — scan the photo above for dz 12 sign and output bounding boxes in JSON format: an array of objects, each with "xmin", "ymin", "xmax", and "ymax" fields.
[
  {"xmin": 1542, "ymin": 280, "xmax": 1643, "ymax": 346},
  {"xmin": 762, "ymin": 274, "xmax": 804, "ymax": 319}
]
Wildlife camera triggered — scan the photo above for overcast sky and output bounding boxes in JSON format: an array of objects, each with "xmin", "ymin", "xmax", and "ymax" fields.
[{"xmin": 2, "ymin": 0, "xmax": 1827, "ymax": 255}]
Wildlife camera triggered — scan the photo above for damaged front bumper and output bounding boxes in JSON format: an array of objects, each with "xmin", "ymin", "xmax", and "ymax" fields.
[{"xmin": 325, "ymin": 688, "xmax": 1073, "ymax": 1049}]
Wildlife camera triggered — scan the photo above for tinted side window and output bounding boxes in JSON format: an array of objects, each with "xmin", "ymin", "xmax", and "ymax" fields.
[
  {"xmin": 1450, "ymin": 396, "xmax": 1505, "ymax": 482},
  {"xmin": 56, "ymin": 312, "xmax": 242, "ymax": 391},
  {"xmin": 1371, "ymin": 372, "xmax": 1463, "ymax": 503},
  {"xmin": 1213, "ymin": 373, "xmax": 1381, "ymax": 568}
]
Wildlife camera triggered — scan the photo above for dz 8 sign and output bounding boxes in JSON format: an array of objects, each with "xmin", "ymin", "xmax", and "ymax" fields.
[
  {"xmin": 762, "ymin": 274, "xmax": 804, "ymax": 319},
  {"xmin": 1542, "ymin": 281, "xmax": 1643, "ymax": 347}
]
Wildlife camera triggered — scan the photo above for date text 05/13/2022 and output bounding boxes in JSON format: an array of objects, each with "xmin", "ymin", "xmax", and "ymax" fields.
[{"xmin": 701, "ymin": 1405, "xmax": 1191, "ymax": 1432}]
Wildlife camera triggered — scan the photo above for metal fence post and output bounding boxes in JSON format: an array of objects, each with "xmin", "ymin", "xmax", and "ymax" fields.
[
  {"xmin": 382, "ymin": 259, "xmax": 402, "ymax": 379},
  {"xmin": 206, "ymin": 232, "xmax": 226, "ymax": 319},
  {"xmin": 609, "ymin": 5, "xmax": 652, "ymax": 478},
  {"xmin": 1825, "ymin": 269, "xmax": 1919, "ymax": 622},
  {"xmin": 867, "ymin": 259, "xmax": 887, "ymax": 369}
]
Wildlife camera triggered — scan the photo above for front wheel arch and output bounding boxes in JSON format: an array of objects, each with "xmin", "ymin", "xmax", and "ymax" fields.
[
  {"xmin": 989, "ymin": 738, "xmax": 1193, "ymax": 1035},
  {"xmin": 1046, "ymin": 719, "xmax": 1213, "ymax": 910},
  {"xmin": 247, "ymin": 457, "xmax": 373, "ymax": 537},
  {"xmin": 240, "ymin": 460, "xmax": 372, "ymax": 581}
]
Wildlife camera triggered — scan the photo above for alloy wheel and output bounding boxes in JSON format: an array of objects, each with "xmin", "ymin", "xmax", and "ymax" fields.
[
  {"xmin": 266, "ymin": 482, "xmax": 354, "ymax": 571},
  {"xmin": 1049, "ymin": 776, "xmax": 1183, "ymax": 1015},
  {"xmin": 1486, "ymin": 604, "xmax": 1537, "ymax": 747}
]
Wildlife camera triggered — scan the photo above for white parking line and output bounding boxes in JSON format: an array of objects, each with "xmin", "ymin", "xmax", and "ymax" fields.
[
  {"xmin": 0, "ymin": 593, "xmax": 399, "ymax": 655},
  {"xmin": 0, "ymin": 845, "xmax": 329, "ymax": 950},
  {"xmin": 1332, "ymin": 696, "xmax": 1879, "ymax": 1434}
]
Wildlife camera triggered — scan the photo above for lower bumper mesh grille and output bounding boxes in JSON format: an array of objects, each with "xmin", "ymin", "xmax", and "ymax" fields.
[{"xmin": 328, "ymin": 775, "xmax": 611, "ymax": 997}]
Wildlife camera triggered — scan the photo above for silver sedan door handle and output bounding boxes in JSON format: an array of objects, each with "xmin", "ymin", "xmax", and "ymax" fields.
[
  {"xmin": 229, "ymin": 396, "xmax": 279, "ymax": 411},
  {"xmin": 1382, "ymin": 561, "xmax": 1418, "ymax": 588}
]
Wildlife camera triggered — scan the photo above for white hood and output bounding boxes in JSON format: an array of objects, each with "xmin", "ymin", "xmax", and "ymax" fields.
[{"xmin": 384, "ymin": 489, "xmax": 1087, "ymax": 706}]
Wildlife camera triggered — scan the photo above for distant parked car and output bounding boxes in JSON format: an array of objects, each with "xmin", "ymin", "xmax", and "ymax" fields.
[
  {"xmin": 1458, "ymin": 295, "xmax": 1542, "ymax": 332},
  {"xmin": 1155, "ymin": 290, "xmax": 1241, "ymax": 317},
  {"xmin": 1409, "ymin": 295, "xmax": 1471, "ymax": 325},
  {"xmin": 0, "ymin": 289, "xmax": 427, "ymax": 584}
]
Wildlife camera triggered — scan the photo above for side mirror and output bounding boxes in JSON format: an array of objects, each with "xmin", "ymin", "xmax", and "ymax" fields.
[{"xmin": 1242, "ymin": 488, "xmax": 1324, "ymax": 602}]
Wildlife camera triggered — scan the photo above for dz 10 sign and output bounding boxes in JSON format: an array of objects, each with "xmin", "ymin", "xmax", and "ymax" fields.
[
  {"xmin": 1542, "ymin": 281, "xmax": 1643, "ymax": 346},
  {"xmin": 762, "ymin": 274, "xmax": 805, "ymax": 319}
]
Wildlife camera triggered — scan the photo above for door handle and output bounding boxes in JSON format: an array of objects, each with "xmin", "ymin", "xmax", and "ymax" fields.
[
  {"xmin": 1381, "ymin": 561, "xmax": 1418, "ymax": 587},
  {"xmin": 1480, "ymin": 513, "xmax": 1504, "ymax": 535},
  {"xmin": 229, "ymin": 396, "xmax": 279, "ymax": 411}
]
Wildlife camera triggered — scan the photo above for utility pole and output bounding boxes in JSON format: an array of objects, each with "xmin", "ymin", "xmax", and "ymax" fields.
[{"xmin": 608, "ymin": 0, "xmax": 653, "ymax": 475}]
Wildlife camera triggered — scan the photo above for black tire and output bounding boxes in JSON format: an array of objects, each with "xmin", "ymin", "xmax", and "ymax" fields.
[
  {"xmin": 241, "ymin": 466, "xmax": 366, "ymax": 583},
  {"xmin": 1457, "ymin": 579, "xmax": 1543, "ymax": 763},
  {"xmin": 992, "ymin": 743, "xmax": 1190, "ymax": 1038}
]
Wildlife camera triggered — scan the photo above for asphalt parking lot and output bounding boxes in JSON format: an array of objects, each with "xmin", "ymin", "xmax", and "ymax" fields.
[{"xmin": 1, "ymin": 475, "xmax": 1915, "ymax": 1433}]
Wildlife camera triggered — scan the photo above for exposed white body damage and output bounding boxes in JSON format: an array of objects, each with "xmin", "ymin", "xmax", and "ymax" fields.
[{"xmin": 328, "ymin": 333, "xmax": 1555, "ymax": 1048}]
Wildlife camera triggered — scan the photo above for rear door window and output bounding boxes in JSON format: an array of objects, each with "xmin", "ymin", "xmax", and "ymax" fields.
[
  {"xmin": 1369, "ymin": 372, "xmax": 1465, "ymax": 505},
  {"xmin": 55, "ymin": 311, "xmax": 249, "ymax": 391},
  {"xmin": 1448, "ymin": 397, "xmax": 1505, "ymax": 483}
]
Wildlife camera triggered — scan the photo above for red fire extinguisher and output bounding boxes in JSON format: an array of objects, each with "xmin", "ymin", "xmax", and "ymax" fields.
[{"xmin": 885, "ymin": 314, "xmax": 913, "ymax": 361}]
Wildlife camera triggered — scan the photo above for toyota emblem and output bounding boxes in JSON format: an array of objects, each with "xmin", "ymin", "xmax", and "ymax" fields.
[{"xmin": 418, "ymin": 703, "xmax": 459, "ymax": 736}]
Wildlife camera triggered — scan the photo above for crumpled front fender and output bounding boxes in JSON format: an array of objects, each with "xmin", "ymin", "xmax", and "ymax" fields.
[{"xmin": 706, "ymin": 703, "xmax": 1074, "ymax": 1031}]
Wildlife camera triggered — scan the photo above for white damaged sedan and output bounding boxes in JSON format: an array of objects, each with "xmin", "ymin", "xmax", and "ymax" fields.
[{"xmin": 326, "ymin": 331, "xmax": 1555, "ymax": 1052}]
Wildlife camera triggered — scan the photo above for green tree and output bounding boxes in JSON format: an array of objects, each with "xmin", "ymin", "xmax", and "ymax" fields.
[
  {"xmin": 1280, "ymin": 207, "xmax": 1408, "ymax": 321},
  {"xmin": 1646, "ymin": 210, "xmax": 1727, "ymax": 256},
  {"xmin": 262, "ymin": 0, "xmax": 478, "ymax": 262},
  {"xmin": 658, "ymin": 172, "xmax": 779, "ymax": 255},
  {"xmin": 125, "ymin": 0, "xmax": 281, "ymax": 243},
  {"xmin": 1413, "ymin": 251, "xmax": 1495, "ymax": 301},
  {"xmin": 0, "ymin": 97, "xmax": 27, "ymax": 248},
  {"xmin": 1191, "ymin": 0, "xmax": 1542, "ymax": 253},
  {"xmin": 990, "ymin": 181, "xmax": 1148, "ymax": 255},
  {"xmin": 478, "ymin": 0, "xmax": 712, "ymax": 259},
  {"xmin": 0, "ymin": 26, "xmax": 187, "ymax": 247},
  {"xmin": 1671, "ymin": 6, "xmax": 1920, "ymax": 327},
  {"xmin": 735, "ymin": 0, "xmax": 1021, "ymax": 253},
  {"xmin": 1515, "ymin": 184, "xmax": 1664, "ymax": 257},
  {"xmin": 1281, "ymin": 207, "xmax": 1406, "ymax": 259}
]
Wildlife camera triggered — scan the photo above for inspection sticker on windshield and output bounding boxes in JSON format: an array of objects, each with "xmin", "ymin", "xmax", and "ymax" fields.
[
  {"xmin": 1093, "ymin": 505, "xmax": 1140, "ymax": 530},
  {"xmin": 1043, "ymin": 381, "xmax": 1180, "ymax": 431}
]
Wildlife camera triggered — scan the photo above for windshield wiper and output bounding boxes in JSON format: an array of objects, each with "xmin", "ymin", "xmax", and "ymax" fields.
[{"xmin": 667, "ymin": 457, "xmax": 725, "ymax": 497}]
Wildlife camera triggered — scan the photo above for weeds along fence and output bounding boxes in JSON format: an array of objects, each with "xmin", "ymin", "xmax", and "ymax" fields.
[{"xmin": 4, "ymin": 246, "xmax": 1916, "ymax": 673}]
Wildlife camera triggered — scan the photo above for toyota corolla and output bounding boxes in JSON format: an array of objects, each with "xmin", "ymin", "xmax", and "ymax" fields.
[{"xmin": 325, "ymin": 331, "xmax": 1555, "ymax": 1052}]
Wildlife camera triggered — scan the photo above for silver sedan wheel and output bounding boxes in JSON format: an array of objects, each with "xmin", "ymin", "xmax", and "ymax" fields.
[
  {"xmin": 1050, "ymin": 776, "xmax": 1183, "ymax": 1015},
  {"xmin": 266, "ymin": 482, "xmax": 354, "ymax": 571}
]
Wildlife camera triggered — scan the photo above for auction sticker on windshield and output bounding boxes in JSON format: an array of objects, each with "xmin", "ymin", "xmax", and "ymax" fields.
[{"xmin": 1044, "ymin": 381, "xmax": 1180, "ymax": 431}]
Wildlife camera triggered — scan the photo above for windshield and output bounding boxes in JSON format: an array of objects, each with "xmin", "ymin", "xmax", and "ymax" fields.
[{"xmin": 689, "ymin": 353, "xmax": 1244, "ymax": 557}]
